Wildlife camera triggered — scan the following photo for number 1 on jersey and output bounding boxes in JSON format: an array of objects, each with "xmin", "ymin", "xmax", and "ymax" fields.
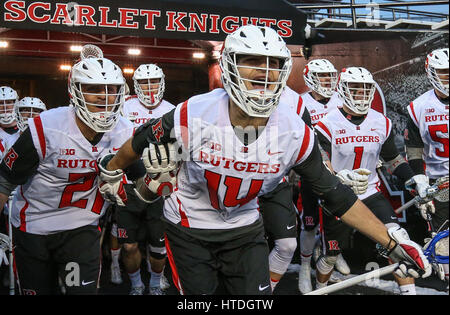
[{"xmin": 353, "ymin": 146, "xmax": 364, "ymax": 169}]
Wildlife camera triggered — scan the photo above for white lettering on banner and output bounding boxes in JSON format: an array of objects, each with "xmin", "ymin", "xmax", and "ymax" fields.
[{"xmin": 2, "ymin": 1, "xmax": 294, "ymax": 38}]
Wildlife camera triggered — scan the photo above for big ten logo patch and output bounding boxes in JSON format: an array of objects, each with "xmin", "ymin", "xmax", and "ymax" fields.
[
  {"xmin": 207, "ymin": 140, "xmax": 222, "ymax": 152},
  {"xmin": 60, "ymin": 148, "xmax": 76, "ymax": 155}
]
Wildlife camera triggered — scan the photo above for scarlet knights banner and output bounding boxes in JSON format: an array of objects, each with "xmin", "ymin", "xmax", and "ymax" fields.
[{"xmin": 0, "ymin": 0, "xmax": 307, "ymax": 44}]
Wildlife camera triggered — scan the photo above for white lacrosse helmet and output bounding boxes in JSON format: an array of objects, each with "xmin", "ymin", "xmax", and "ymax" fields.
[
  {"xmin": 303, "ymin": 59, "xmax": 338, "ymax": 98},
  {"xmin": 69, "ymin": 58, "xmax": 126, "ymax": 133},
  {"xmin": 14, "ymin": 97, "xmax": 47, "ymax": 132},
  {"xmin": 426, "ymin": 48, "xmax": 449, "ymax": 97},
  {"xmin": 0, "ymin": 86, "xmax": 18, "ymax": 125},
  {"xmin": 220, "ymin": 25, "xmax": 292, "ymax": 118},
  {"xmin": 337, "ymin": 67, "xmax": 376, "ymax": 115},
  {"xmin": 133, "ymin": 64, "xmax": 165, "ymax": 108}
]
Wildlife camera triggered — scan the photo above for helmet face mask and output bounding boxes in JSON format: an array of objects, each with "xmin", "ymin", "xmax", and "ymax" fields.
[
  {"xmin": 426, "ymin": 48, "xmax": 449, "ymax": 97},
  {"xmin": 14, "ymin": 97, "xmax": 47, "ymax": 132},
  {"xmin": 133, "ymin": 64, "xmax": 165, "ymax": 108},
  {"xmin": 0, "ymin": 86, "xmax": 18, "ymax": 125},
  {"xmin": 337, "ymin": 67, "xmax": 376, "ymax": 115},
  {"xmin": 220, "ymin": 25, "xmax": 292, "ymax": 118},
  {"xmin": 303, "ymin": 59, "xmax": 338, "ymax": 98},
  {"xmin": 69, "ymin": 58, "xmax": 126, "ymax": 133}
]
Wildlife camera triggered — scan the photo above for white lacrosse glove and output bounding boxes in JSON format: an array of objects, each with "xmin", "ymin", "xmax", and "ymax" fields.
[
  {"xmin": 97, "ymin": 154, "xmax": 128, "ymax": 206},
  {"xmin": 384, "ymin": 225, "xmax": 431, "ymax": 279},
  {"xmin": 336, "ymin": 168, "xmax": 371, "ymax": 195},
  {"xmin": 142, "ymin": 142, "xmax": 179, "ymax": 197},
  {"xmin": 405, "ymin": 174, "xmax": 435, "ymax": 220},
  {"xmin": 423, "ymin": 236, "xmax": 446, "ymax": 281},
  {"xmin": 0, "ymin": 233, "xmax": 10, "ymax": 267}
]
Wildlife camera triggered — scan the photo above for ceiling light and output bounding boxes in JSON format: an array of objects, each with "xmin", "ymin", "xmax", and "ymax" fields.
[
  {"xmin": 70, "ymin": 45, "xmax": 83, "ymax": 52},
  {"xmin": 60, "ymin": 64, "xmax": 72, "ymax": 71},
  {"xmin": 0, "ymin": 41, "xmax": 8, "ymax": 48},
  {"xmin": 193, "ymin": 52, "xmax": 206, "ymax": 59},
  {"xmin": 128, "ymin": 48, "xmax": 141, "ymax": 55},
  {"xmin": 123, "ymin": 68, "xmax": 134, "ymax": 74}
]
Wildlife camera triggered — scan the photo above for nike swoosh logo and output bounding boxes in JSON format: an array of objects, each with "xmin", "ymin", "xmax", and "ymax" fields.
[
  {"xmin": 81, "ymin": 280, "xmax": 95, "ymax": 286},
  {"xmin": 287, "ymin": 225, "xmax": 295, "ymax": 230},
  {"xmin": 371, "ymin": 129, "xmax": 377, "ymax": 131},
  {"xmin": 160, "ymin": 237, "xmax": 165, "ymax": 242},
  {"xmin": 391, "ymin": 216, "xmax": 398, "ymax": 220},
  {"xmin": 268, "ymin": 151, "xmax": 283, "ymax": 156},
  {"xmin": 113, "ymin": 147, "xmax": 120, "ymax": 151},
  {"xmin": 259, "ymin": 284, "xmax": 270, "ymax": 291}
]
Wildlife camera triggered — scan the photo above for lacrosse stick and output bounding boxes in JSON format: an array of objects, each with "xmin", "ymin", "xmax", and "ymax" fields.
[
  {"xmin": 305, "ymin": 231, "xmax": 449, "ymax": 295},
  {"xmin": 395, "ymin": 175, "xmax": 449, "ymax": 215},
  {"xmin": 80, "ymin": 44, "xmax": 103, "ymax": 60}
]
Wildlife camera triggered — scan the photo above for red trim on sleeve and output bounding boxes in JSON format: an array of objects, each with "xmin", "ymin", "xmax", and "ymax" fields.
[
  {"xmin": 409, "ymin": 102, "xmax": 419, "ymax": 126},
  {"xmin": 295, "ymin": 124, "xmax": 311, "ymax": 164},
  {"xmin": 180, "ymin": 100, "xmax": 189, "ymax": 150},
  {"xmin": 385, "ymin": 116, "xmax": 390, "ymax": 138},
  {"xmin": 296, "ymin": 95, "xmax": 304, "ymax": 115},
  {"xmin": 0, "ymin": 140, "xmax": 4, "ymax": 153},
  {"xmin": 33, "ymin": 116, "xmax": 46, "ymax": 159},
  {"xmin": 316, "ymin": 121, "xmax": 332, "ymax": 139}
]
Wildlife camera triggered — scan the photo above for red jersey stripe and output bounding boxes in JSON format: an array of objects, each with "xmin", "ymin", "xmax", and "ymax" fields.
[
  {"xmin": 296, "ymin": 124, "xmax": 311, "ymax": 164},
  {"xmin": 180, "ymin": 100, "xmax": 189, "ymax": 150},
  {"xmin": 33, "ymin": 116, "xmax": 46, "ymax": 159}
]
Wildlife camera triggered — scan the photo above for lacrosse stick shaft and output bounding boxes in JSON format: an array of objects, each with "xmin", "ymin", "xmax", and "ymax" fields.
[
  {"xmin": 394, "ymin": 198, "xmax": 416, "ymax": 214},
  {"xmin": 7, "ymin": 199, "xmax": 14, "ymax": 295},
  {"xmin": 304, "ymin": 263, "xmax": 399, "ymax": 295}
]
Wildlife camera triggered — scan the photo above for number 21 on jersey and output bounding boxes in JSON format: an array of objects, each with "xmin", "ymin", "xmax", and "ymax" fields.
[{"xmin": 204, "ymin": 170, "xmax": 263, "ymax": 209}]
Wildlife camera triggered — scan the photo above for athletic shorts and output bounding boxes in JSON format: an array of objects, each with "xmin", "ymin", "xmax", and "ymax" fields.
[
  {"xmin": 259, "ymin": 181, "xmax": 297, "ymax": 240},
  {"xmin": 164, "ymin": 218, "xmax": 271, "ymax": 295},
  {"xmin": 322, "ymin": 192, "xmax": 399, "ymax": 256},
  {"xmin": 116, "ymin": 185, "xmax": 165, "ymax": 253},
  {"xmin": 12, "ymin": 225, "xmax": 100, "ymax": 295}
]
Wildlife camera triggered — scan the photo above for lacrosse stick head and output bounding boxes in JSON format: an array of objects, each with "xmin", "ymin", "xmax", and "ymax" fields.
[
  {"xmin": 433, "ymin": 176, "xmax": 449, "ymax": 202},
  {"xmin": 80, "ymin": 44, "xmax": 104, "ymax": 60},
  {"xmin": 424, "ymin": 230, "xmax": 449, "ymax": 264}
]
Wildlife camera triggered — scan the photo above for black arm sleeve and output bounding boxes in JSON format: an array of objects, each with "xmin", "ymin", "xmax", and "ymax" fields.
[
  {"xmin": 291, "ymin": 141, "xmax": 358, "ymax": 217},
  {"xmin": 316, "ymin": 129, "xmax": 332, "ymax": 158},
  {"xmin": 0, "ymin": 128, "xmax": 39, "ymax": 185},
  {"xmin": 131, "ymin": 108, "xmax": 176, "ymax": 155},
  {"xmin": 380, "ymin": 131, "xmax": 400, "ymax": 162},
  {"xmin": 404, "ymin": 116, "xmax": 424, "ymax": 148},
  {"xmin": 301, "ymin": 109, "xmax": 312, "ymax": 128},
  {"xmin": 404, "ymin": 116, "xmax": 425, "ymax": 175}
]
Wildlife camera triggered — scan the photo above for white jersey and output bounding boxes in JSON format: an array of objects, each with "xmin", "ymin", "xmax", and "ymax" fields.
[
  {"xmin": 315, "ymin": 108, "xmax": 392, "ymax": 200},
  {"xmin": 164, "ymin": 88, "xmax": 315, "ymax": 229},
  {"xmin": 280, "ymin": 86, "xmax": 307, "ymax": 118},
  {"xmin": 10, "ymin": 107, "xmax": 134, "ymax": 235},
  {"xmin": 407, "ymin": 90, "xmax": 449, "ymax": 179},
  {"xmin": 122, "ymin": 96, "xmax": 175, "ymax": 129},
  {"xmin": 301, "ymin": 92, "xmax": 342, "ymax": 126},
  {"xmin": 0, "ymin": 131, "xmax": 19, "ymax": 161}
]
